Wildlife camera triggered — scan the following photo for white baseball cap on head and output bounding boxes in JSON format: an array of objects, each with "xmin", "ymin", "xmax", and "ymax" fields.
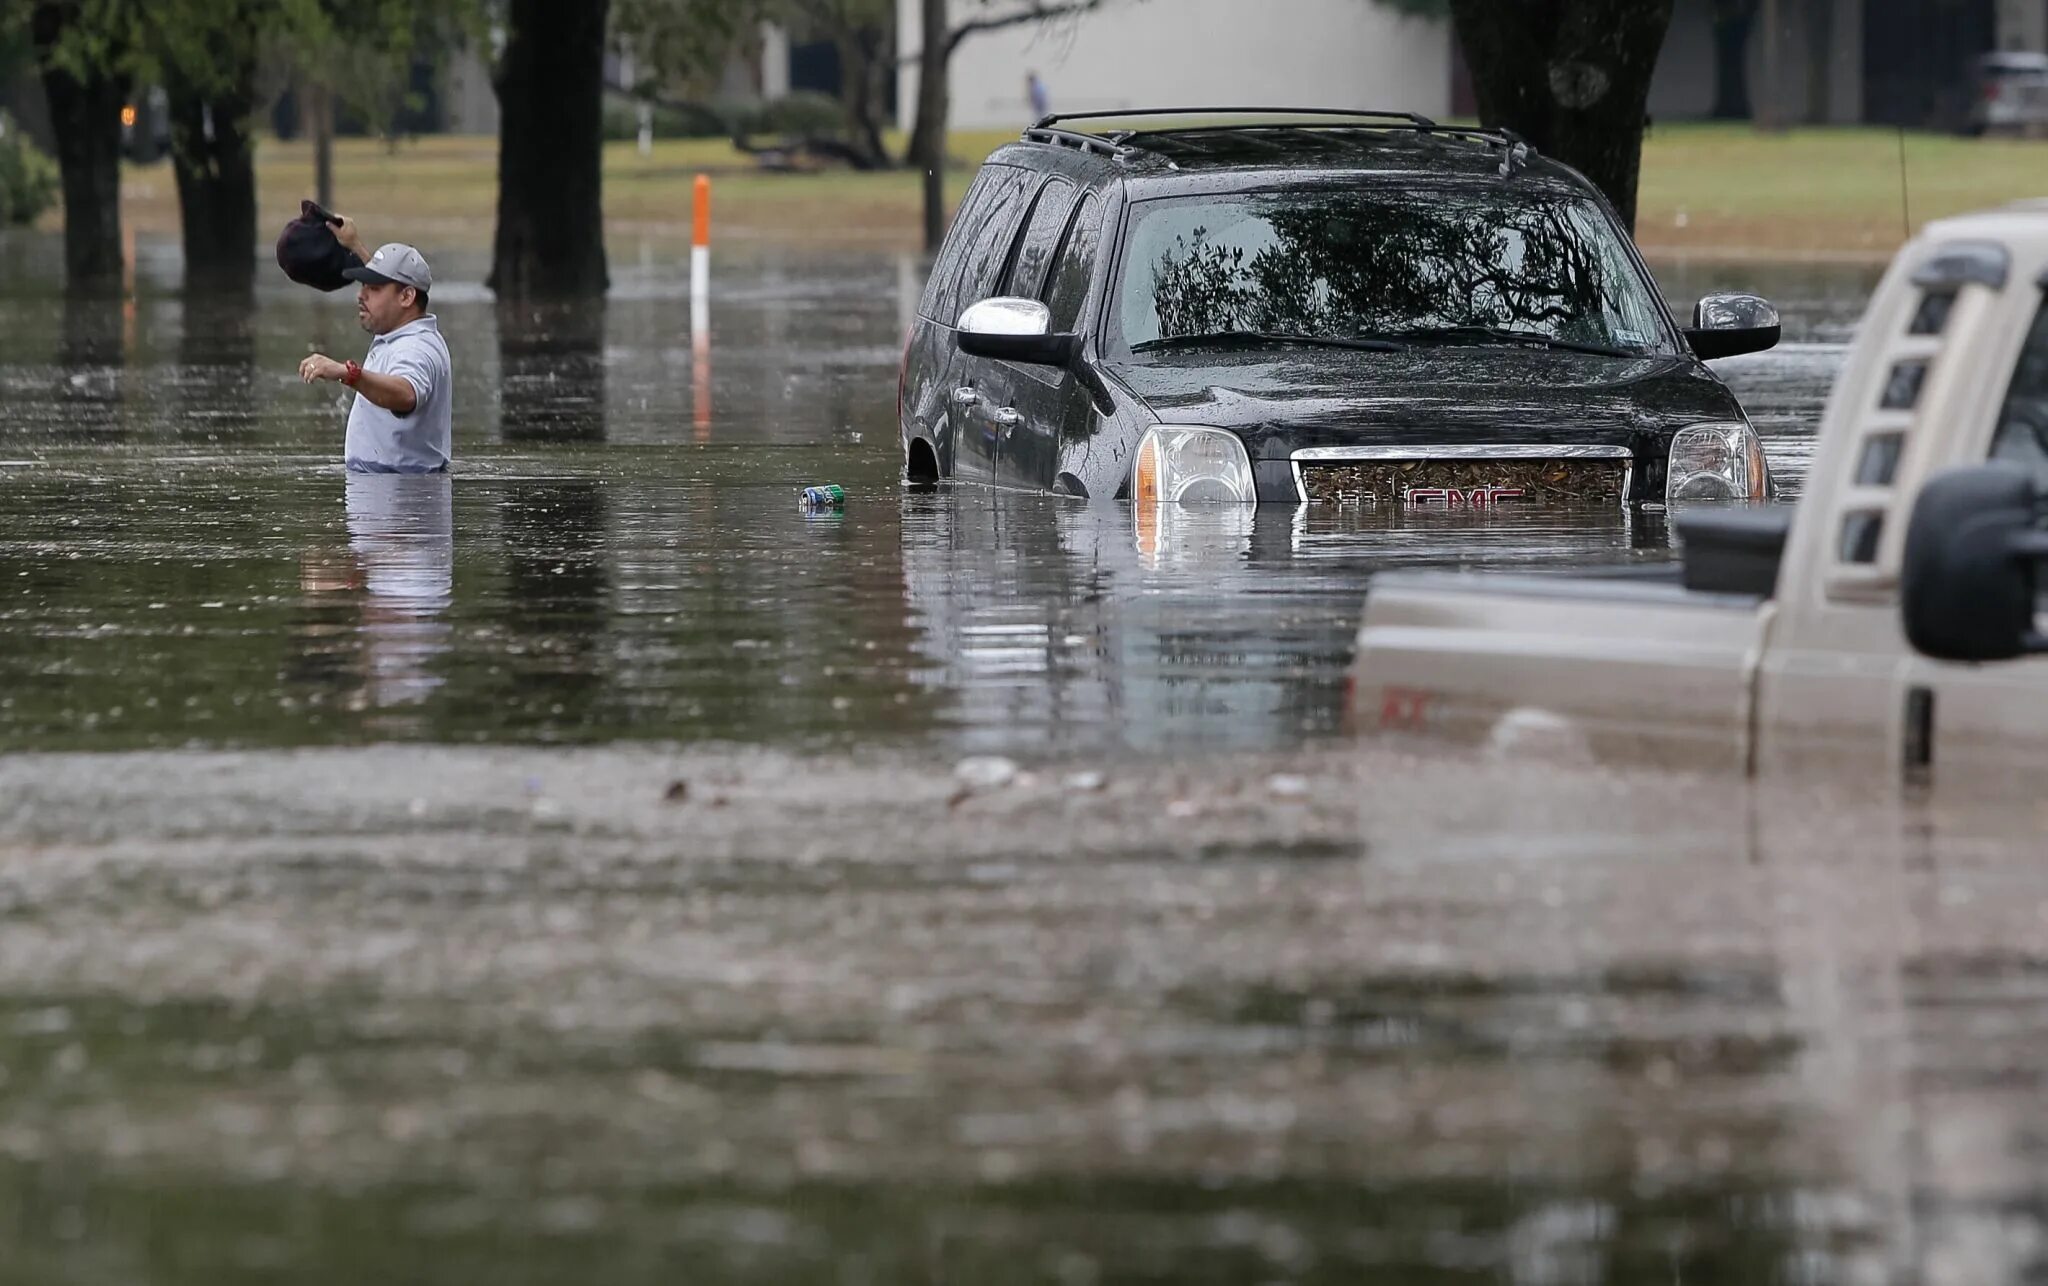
[{"xmin": 344, "ymin": 242, "xmax": 434, "ymax": 293}]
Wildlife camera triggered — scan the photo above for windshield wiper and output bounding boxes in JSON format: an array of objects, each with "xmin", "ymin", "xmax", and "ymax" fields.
[
  {"xmin": 1382, "ymin": 325, "xmax": 1646, "ymax": 359},
  {"xmin": 1131, "ymin": 330, "xmax": 1406, "ymax": 354}
]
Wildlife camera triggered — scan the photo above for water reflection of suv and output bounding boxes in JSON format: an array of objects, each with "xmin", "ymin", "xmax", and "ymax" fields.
[{"xmin": 899, "ymin": 109, "xmax": 1782, "ymax": 509}]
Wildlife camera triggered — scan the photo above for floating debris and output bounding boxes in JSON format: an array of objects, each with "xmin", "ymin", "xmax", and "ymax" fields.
[{"xmin": 954, "ymin": 756, "xmax": 1020, "ymax": 790}]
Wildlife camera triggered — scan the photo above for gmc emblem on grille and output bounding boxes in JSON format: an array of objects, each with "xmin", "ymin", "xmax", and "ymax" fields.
[{"xmin": 1403, "ymin": 487, "xmax": 1526, "ymax": 508}]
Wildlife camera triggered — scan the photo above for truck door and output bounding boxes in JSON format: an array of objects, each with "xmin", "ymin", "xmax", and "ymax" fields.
[
  {"xmin": 1755, "ymin": 241, "xmax": 2023, "ymax": 778},
  {"xmin": 1897, "ymin": 282, "xmax": 2048, "ymax": 789}
]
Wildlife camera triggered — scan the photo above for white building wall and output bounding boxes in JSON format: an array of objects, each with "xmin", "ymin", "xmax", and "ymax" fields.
[
  {"xmin": 1998, "ymin": 0, "xmax": 2047, "ymax": 50},
  {"xmin": 1645, "ymin": 0, "xmax": 1863, "ymax": 125},
  {"xmin": 443, "ymin": 46, "xmax": 500, "ymax": 136},
  {"xmin": 761, "ymin": 24, "xmax": 791, "ymax": 99},
  {"xmin": 1817, "ymin": 0, "xmax": 1865, "ymax": 124},
  {"xmin": 898, "ymin": 0, "xmax": 1452, "ymax": 132},
  {"xmin": 1644, "ymin": 3, "xmax": 1719, "ymax": 121}
]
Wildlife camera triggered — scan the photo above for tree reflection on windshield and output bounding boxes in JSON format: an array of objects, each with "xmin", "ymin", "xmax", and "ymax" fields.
[{"xmin": 1120, "ymin": 185, "xmax": 1667, "ymax": 355}]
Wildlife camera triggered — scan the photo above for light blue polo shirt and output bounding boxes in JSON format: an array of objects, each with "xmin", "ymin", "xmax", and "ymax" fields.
[{"xmin": 344, "ymin": 314, "xmax": 453, "ymax": 473}]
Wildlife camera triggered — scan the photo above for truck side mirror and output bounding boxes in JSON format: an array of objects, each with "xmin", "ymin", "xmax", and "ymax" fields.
[
  {"xmin": 1684, "ymin": 293, "xmax": 1781, "ymax": 360},
  {"xmin": 1900, "ymin": 463, "xmax": 2048, "ymax": 661},
  {"xmin": 956, "ymin": 297, "xmax": 1081, "ymax": 367}
]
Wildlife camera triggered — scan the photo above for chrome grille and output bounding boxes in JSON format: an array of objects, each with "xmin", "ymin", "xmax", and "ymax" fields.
[{"xmin": 1290, "ymin": 445, "xmax": 1633, "ymax": 507}]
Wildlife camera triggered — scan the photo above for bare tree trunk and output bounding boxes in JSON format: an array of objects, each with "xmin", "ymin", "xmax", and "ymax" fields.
[
  {"xmin": 864, "ymin": 26, "xmax": 895, "ymax": 167},
  {"xmin": 834, "ymin": 29, "xmax": 893, "ymax": 169},
  {"xmin": 489, "ymin": 0, "xmax": 610, "ymax": 300},
  {"xmin": 33, "ymin": 1, "xmax": 126, "ymax": 294},
  {"xmin": 1755, "ymin": 0, "xmax": 1782, "ymax": 131},
  {"xmin": 1803, "ymin": 0, "xmax": 1835, "ymax": 123},
  {"xmin": 177, "ymin": 300, "xmax": 255, "ymax": 437},
  {"xmin": 309, "ymin": 81, "xmax": 333, "ymax": 210},
  {"xmin": 168, "ymin": 63, "xmax": 258, "ymax": 294},
  {"xmin": 58, "ymin": 294, "xmax": 123, "ymax": 435},
  {"xmin": 497, "ymin": 300, "xmax": 607, "ymax": 442},
  {"xmin": 1708, "ymin": 0, "xmax": 1758, "ymax": 119},
  {"xmin": 1447, "ymin": 0, "xmax": 1674, "ymax": 234},
  {"xmin": 912, "ymin": 0, "xmax": 950, "ymax": 252}
]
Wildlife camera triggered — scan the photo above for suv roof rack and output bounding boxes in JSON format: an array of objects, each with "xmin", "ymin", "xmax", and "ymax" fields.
[
  {"xmin": 1018, "ymin": 108, "xmax": 1535, "ymax": 168},
  {"xmin": 1020, "ymin": 125, "xmax": 1134, "ymax": 158},
  {"xmin": 1035, "ymin": 107, "xmax": 1441, "ymax": 130}
]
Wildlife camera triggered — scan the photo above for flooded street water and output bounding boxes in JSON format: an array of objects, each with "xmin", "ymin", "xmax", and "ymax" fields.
[
  {"xmin": 16, "ymin": 232, "xmax": 2046, "ymax": 1283},
  {"xmin": 0, "ymin": 241, "xmax": 1865, "ymax": 757}
]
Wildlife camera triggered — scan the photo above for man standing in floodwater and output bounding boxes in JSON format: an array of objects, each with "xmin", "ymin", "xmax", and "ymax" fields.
[{"xmin": 298, "ymin": 217, "xmax": 454, "ymax": 473}]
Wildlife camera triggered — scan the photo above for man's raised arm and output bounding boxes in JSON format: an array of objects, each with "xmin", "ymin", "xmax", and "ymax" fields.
[{"xmin": 332, "ymin": 215, "xmax": 370, "ymax": 263}]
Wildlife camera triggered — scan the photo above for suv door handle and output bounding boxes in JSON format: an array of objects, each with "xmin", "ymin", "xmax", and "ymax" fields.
[
  {"xmin": 991, "ymin": 408, "xmax": 1022, "ymax": 429},
  {"xmin": 951, "ymin": 388, "xmax": 981, "ymax": 409}
]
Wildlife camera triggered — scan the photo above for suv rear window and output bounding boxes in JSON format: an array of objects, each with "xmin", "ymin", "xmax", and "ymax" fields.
[
  {"xmin": 1111, "ymin": 184, "xmax": 1670, "ymax": 355},
  {"xmin": 950, "ymin": 166, "xmax": 1035, "ymax": 320},
  {"xmin": 1002, "ymin": 178, "xmax": 1078, "ymax": 300},
  {"xmin": 919, "ymin": 168, "xmax": 998, "ymax": 324},
  {"xmin": 922, "ymin": 165, "xmax": 1033, "ymax": 326}
]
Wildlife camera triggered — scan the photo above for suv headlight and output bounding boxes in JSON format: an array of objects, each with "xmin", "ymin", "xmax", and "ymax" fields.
[
  {"xmin": 1133, "ymin": 426, "xmax": 1255, "ymax": 505},
  {"xmin": 1667, "ymin": 421, "xmax": 1769, "ymax": 503}
]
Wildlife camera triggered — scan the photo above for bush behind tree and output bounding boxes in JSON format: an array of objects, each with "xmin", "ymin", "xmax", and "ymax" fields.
[
  {"xmin": 733, "ymin": 91, "xmax": 848, "ymax": 140},
  {"xmin": 600, "ymin": 95, "xmax": 727, "ymax": 141},
  {"xmin": 599, "ymin": 90, "xmax": 849, "ymax": 145},
  {"xmin": 0, "ymin": 115, "xmax": 59, "ymax": 226}
]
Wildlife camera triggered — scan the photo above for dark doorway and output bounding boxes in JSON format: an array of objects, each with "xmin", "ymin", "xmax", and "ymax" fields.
[
  {"xmin": 1864, "ymin": 0, "xmax": 1996, "ymax": 128},
  {"xmin": 789, "ymin": 39, "xmax": 842, "ymax": 97}
]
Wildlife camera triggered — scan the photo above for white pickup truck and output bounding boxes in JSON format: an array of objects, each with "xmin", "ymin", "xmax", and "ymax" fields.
[{"xmin": 1348, "ymin": 201, "xmax": 2048, "ymax": 787}]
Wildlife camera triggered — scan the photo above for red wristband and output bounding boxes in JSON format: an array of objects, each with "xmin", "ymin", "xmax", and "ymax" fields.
[{"xmin": 342, "ymin": 360, "xmax": 362, "ymax": 387}]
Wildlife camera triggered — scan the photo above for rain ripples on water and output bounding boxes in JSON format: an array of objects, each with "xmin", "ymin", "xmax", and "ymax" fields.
[{"xmin": 0, "ymin": 243, "xmax": 1857, "ymax": 757}]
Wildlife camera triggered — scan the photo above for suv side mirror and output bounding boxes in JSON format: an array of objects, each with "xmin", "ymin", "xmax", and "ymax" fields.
[
  {"xmin": 957, "ymin": 297, "xmax": 1080, "ymax": 366},
  {"xmin": 1901, "ymin": 463, "xmax": 2048, "ymax": 661},
  {"xmin": 1684, "ymin": 293, "xmax": 1781, "ymax": 360}
]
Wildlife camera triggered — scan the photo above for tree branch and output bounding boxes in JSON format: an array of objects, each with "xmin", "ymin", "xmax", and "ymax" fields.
[{"xmin": 945, "ymin": 0, "xmax": 1102, "ymax": 56}]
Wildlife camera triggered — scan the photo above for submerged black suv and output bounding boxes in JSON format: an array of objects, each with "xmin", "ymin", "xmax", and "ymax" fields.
[{"xmin": 899, "ymin": 109, "xmax": 1782, "ymax": 510}]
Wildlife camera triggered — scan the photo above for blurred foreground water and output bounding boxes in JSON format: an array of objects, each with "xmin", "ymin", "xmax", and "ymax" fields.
[{"xmin": 4, "ymin": 745, "xmax": 2044, "ymax": 1284}]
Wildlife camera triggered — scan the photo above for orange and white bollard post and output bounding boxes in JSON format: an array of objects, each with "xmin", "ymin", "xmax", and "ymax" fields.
[
  {"xmin": 690, "ymin": 173, "xmax": 711, "ymax": 327},
  {"xmin": 691, "ymin": 173, "xmax": 712, "ymax": 439}
]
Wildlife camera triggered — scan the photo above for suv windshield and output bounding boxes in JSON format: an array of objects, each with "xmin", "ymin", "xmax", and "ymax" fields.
[{"xmin": 1114, "ymin": 183, "xmax": 1671, "ymax": 357}]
